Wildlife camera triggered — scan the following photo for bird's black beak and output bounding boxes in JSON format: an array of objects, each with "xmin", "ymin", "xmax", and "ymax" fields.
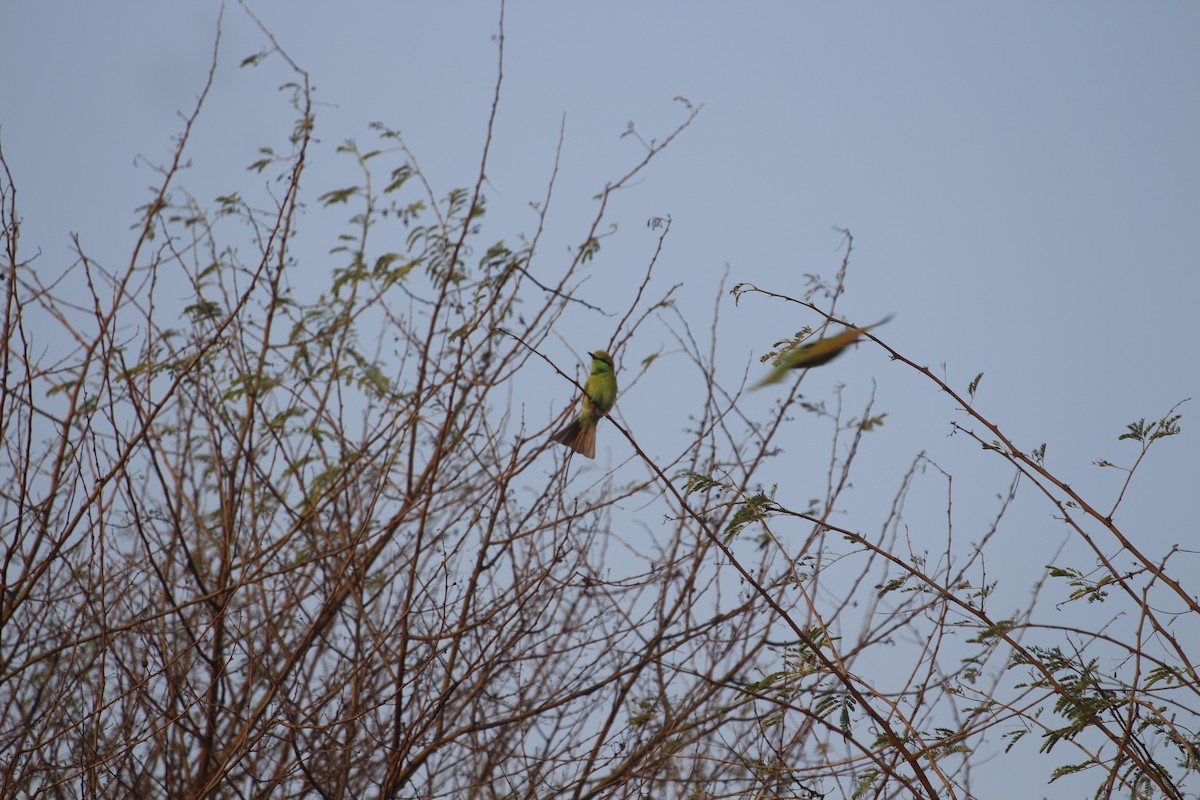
[{"xmin": 587, "ymin": 351, "xmax": 595, "ymax": 359}]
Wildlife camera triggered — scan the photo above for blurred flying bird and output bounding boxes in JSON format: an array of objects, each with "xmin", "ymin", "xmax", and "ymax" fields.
[{"xmin": 754, "ymin": 314, "xmax": 894, "ymax": 389}]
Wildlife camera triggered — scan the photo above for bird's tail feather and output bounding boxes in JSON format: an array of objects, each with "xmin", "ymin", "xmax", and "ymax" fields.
[{"xmin": 552, "ymin": 420, "xmax": 597, "ymax": 459}]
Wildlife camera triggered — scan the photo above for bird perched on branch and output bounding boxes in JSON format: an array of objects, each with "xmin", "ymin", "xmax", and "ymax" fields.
[
  {"xmin": 552, "ymin": 350, "xmax": 618, "ymax": 459},
  {"xmin": 754, "ymin": 314, "xmax": 894, "ymax": 389}
]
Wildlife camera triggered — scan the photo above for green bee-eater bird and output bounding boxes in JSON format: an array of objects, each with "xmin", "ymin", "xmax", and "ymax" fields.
[
  {"xmin": 754, "ymin": 314, "xmax": 894, "ymax": 389},
  {"xmin": 552, "ymin": 350, "xmax": 618, "ymax": 459}
]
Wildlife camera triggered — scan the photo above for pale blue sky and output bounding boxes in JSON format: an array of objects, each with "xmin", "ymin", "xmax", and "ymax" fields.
[{"xmin": 3, "ymin": 3, "xmax": 1198, "ymax": 795}]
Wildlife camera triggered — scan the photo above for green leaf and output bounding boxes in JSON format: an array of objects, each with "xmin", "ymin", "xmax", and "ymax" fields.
[
  {"xmin": 373, "ymin": 252, "xmax": 417, "ymax": 286},
  {"xmin": 967, "ymin": 371, "xmax": 983, "ymax": 399},
  {"xmin": 1144, "ymin": 665, "xmax": 1184, "ymax": 689},
  {"xmin": 968, "ymin": 619, "xmax": 1017, "ymax": 644},
  {"xmin": 1119, "ymin": 418, "xmax": 1148, "ymax": 442},
  {"xmin": 742, "ymin": 671, "xmax": 784, "ymax": 694},
  {"xmin": 1002, "ymin": 727, "xmax": 1027, "ymax": 753},
  {"xmin": 851, "ymin": 767, "xmax": 880, "ymax": 799},
  {"xmin": 384, "ymin": 165, "xmax": 413, "ymax": 193},
  {"xmin": 876, "ymin": 575, "xmax": 910, "ymax": 597},
  {"xmin": 579, "ymin": 236, "xmax": 600, "ymax": 264},
  {"xmin": 319, "ymin": 186, "xmax": 360, "ymax": 206},
  {"xmin": 724, "ymin": 493, "xmax": 773, "ymax": 542},
  {"xmin": 1048, "ymin": 760, "xmax": 1094, "ymax": 781},
  {"xmin": 185, "ymin": 300, "xmax": 222, "ymax": 322},
  {"xmin": 680, "ymin": 472, "xmax": 731, "ymax": 497},
  {"xmin": 859, "ymin": 412, "xmax": 888, "ymax": 431}
]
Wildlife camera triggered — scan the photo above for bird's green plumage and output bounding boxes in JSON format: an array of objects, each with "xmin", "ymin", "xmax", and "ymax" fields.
[
  {"xmin": 581, "ymin": 350, "xmax": 618, "ymax": 415},
  {"xmin": 552, "ymin": 350, "xmax": 618, "ymax": 459}
]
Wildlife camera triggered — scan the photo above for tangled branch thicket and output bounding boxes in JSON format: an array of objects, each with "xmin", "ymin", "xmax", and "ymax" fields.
[{"xmin": 1, "ymin": 21, "xmax": 1195, "ymax": 800}]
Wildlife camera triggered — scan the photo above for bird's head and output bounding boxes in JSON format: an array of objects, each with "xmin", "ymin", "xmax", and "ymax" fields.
[{"xmin": 588, "ymin": 350, "xmax": 614, "ymax": 366}]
